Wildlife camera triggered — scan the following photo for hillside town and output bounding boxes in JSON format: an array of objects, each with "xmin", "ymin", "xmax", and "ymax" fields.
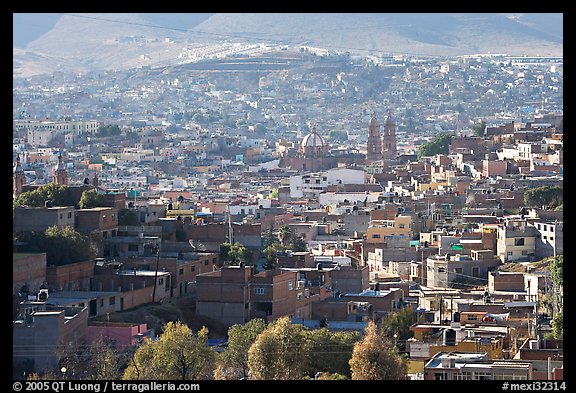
[{"xmin": 12, "ymin": 46, "xmax": 563, "ymax": 381}]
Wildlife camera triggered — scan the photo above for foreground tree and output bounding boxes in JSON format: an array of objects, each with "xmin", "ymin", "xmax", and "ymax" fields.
[
  {"xmin": 79, "ymin": 189, "xmax": 107, "ymax": 209},
  {"xmin": 15, "ymin": 225, "xmax": 96, "ymax": 265},
  {"xmin": 417, "ymin": 132, "xmax": 454, "ymax": 159},
  {"xmin": 215, "ymin": 319, "xmax": 266, "ymax": 380},
  {"xmin": 123, "ymin": 322, "xmax": 215, "ymax": 380},
  {"xmin": 247, "ymin": 317, "xmax": 307, "ymax": 379},
  {"xmin": 382, "ymin": 306, "xmax": 417, "ymax": 352},
  {"xmin": 349, "ymin": 321, "xmax": 408, "ymax": 380},
  {"xmin": 13, "ymin": 183, "xmax": 75, "ymax": 208},
  {"xmin": 523, "ymin": 186, "xmax": 563, "ymax": 209},
  {"xmin": 219, "ymin": 242, "xmax": 253, "ymax": 266},
  {"xmin": 304, "ymin": 328, "xmax": 359, "ymax": 378}
]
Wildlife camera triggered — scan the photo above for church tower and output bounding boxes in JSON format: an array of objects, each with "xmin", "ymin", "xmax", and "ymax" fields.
[
  {"xmin": 13, "ymin": 154, "xmax": 25, "ymax": 198},
  {"xmin": 53, "ymin": 154, "xmax": 68, "ymax": 185},
  {"xmin": 382, "ymin": 111, "xmax": 397, "ymax": 159},
  {"xmin": 366, "ymin": 112, "xmax": 382, "ymax": 162}
]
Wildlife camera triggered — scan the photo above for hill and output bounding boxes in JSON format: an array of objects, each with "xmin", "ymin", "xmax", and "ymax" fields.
[{"xmin": 13, "ymin": 13, "xmax": 563, "ymax": 77}]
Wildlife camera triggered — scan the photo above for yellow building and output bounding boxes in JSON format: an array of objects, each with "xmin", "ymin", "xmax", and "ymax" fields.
[
  {"xmin": 429, "ymin": 337, "xmax": 504, "ymax": 359},
  {"xmin": 366, "ymin": 215, "xmax": 413, "ymax": 243}
]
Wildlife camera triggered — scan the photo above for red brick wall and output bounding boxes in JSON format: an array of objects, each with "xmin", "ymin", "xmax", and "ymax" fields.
[
  {"xmin": 13, "ymin": 253, "xmax": 47, "ymax": 292},
  {"xmin": 46, "ymin": 260, "xmax": 94, "ymax": 291}
]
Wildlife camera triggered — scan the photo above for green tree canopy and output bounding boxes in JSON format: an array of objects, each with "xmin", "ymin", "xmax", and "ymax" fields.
[
  {"xmin": 215, "ymin": 319, "xmax": 266, "ymax": 380},
  {"xmin": 303, "ymin": 328, "xmax": 359, "ymax": 378},
  {"xmin": 118, "ymin": 208, "xmax": 139, "ymax": 226},
  {"xmin": 349, "ymin": 321, "xmax": 408, "ymax": 380},
  {"xmin": 96, "ymin": 124, "xmax": 121, "ymax": 137},
  {"xmin": 220, "ymin": 242, "xmax": 253, "ymax": 266},
  {"xmin": 13, "ymin": 183, "xmax": 75, "ymax": 208},
  {"xmin": 382, "ymin": 306, "xmax": 417, "ymax": 352},
  {"xmin": 123, "ymin": 322, "xmax": 215, "ymax": 380},
  {"xmin": 523, "ymin": 186, "xmax": 563, "ymax": 209},
  {"xmin": 247, "ymin": 317, "xmax": 307, "ymax": 380},
  {"xmin": 417, "ymin": 132, "xmax": 454, "ymax": 159},
  {"xmin": 472, "ymin": 120, "xmax": 486, "ymax": 136},
  {"xmin": 550, "ymin": 255, "xmax": 563, "ymax": 286},
  {"xmin": 79, "ymin": 189, "xmax": 107, "ymax": 209},
  {"xmin": 15, "ymin": 225, "xmax": 96, "ymax": 266},
  {"xmin": 551, "ymin": 311, "xmax": 563, "ymax": 339}
]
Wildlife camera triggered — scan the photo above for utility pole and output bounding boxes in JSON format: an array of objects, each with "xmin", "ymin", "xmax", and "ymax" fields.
[{"xmin": 152, "ymin": 243, "xmax": 161, "ymax": 302}]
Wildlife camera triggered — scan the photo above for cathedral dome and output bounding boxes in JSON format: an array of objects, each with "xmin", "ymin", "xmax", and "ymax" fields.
[{"xmin": 301, "ymin": 127, "xmax": 325, "ymax": 149}]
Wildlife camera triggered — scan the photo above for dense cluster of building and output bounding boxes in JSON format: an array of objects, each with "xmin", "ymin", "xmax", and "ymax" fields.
[{"xmin": 12, "ymin": 48, "xmax": 563, "ymax": 380}]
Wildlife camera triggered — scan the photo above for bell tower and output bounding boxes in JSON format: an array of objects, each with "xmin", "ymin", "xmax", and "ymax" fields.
[
  {"xmin": 366, "ymin": 112, "xmax": 382, "ymax": 162},
  {"xmin": 382, "ymin": 111, "xmax": 397, "ymax": 159},
  {"xmin": 13, "ymin": 154, "xmax": 25, "ymax": 198},
  {"xmin": 53, "ymin": 154, "xmax": 68, "ymax": 185}
]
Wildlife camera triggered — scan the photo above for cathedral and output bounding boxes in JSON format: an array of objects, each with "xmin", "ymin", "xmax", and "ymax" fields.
[{"xmin": 366, "ymin": 111, "xmax": 398, "ymax": 164}]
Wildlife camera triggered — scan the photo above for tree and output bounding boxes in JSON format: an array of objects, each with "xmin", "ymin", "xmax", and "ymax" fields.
[
  {"xmin": 304, "ymin": 328, "xmax": 359, "ymax": 378},
  {"xmin": 220, "ymin": 242, "xmax": 252, "ymax": 266},
  {"xmin": 15, "ymin": 225, "xmax": 96, "ymax": 265},
  {"xmin": 118, "ymin": 208, "xmax": 139, "ymax": 226},
  {"xmin": 215, "ymin": 319, "xmax": 266, "ymax": 380},
  {"xmin": 382, "ymin": 307, "xmax": 417, "ymax": 352},
  {"xmin": 550, "ymin": 255, "xmax": 563, "ymax": 287},
  {"xmin": 551, "ymin": 311, "xmax": 563, "ymax": 339},
  {"xmin": 58, "ymin": 337, "xmax": 128, "ymax": 380},
  {"xmin": 123, "ymin": 322, "xmax": 215, "ymax": 380},
  {"xmin": 472, "ymin": 120, "xmax": 486, "ymax": 136},
  {"xmin": 79, "ymin": 189, "xmax": 107, "ymax": 209},
  {"xmin": 13, "ymin": 183, "xmax": 75, "ymax": 208},
  {"xmin": 523, "ymin": 186, "xmax": 563, "ymax": 209},
  {"xmin": 417, "ymin": 132, "xmax": 454, "ymax": 159},
  {"xmin": 247, "ymin": 317, "xmax": 307, "ymax": 380},
  {"xmin": 349, "ymin": 321, "xmax": 407, "ymax": 380}
]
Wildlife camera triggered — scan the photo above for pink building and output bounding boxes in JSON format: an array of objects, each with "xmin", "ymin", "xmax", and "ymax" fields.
[
  {"xmin": 87, "ymin": 321, "xmax": 153, "ymax": 349},
  {"xmin": 482, "ymin": 159, "xmax": 507, "ymax": 177}
]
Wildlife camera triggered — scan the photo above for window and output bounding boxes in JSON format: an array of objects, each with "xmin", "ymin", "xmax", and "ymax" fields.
[
  {"xmin": 179, "ymin": 268, "xmax": 184, "ymax": 275},
  {"xmin": 399, "ymin": 223, "xmax": 405, "ymax": 229},
  {"xmin": 507, "ymin": 251, "xmax": 513, "ymax": 257},
  {"xmin": 109, "ymin": 296, "xmax": 115, "ymax": 306},
  {"xmin": 454, "ymin": 268, "xmax": 463, "ymax": 274},
  {"xmin": 204, "ymin": 260, "xmax": 209, "ymax": 266},
  {"xmin": 473, "ymin": 372, "xmax": 491, "ymax": 380},
  {"xmin": 100, "ymin": 299, "xmax": 104, "ymax": 307},
  {"xmin": 434, "ymin": 372, "xmax": 448, "ymax": 380},
  {"xmin": 288, "ymin": 281, "xmax": 294, "ymax": 290},
  {"xmin": 68, "ymin": 212, "xmax": 72, "ymax": 219},
  {"xmin": 191, "ymin": 266, "xmax": 195, "ymax": 272},
  {"xmin": 543, "ymin": 225, "xmax": 547, "ymax": 231},
  {"xmin": 521, "ymin": 250, "xmax": 528, "ymax": 256},
  {"xmin": 456, "ymin": 371, "xmax": 473, "ymax": 380},
  {"xmin": 514, "ymin": 238, "xmax": 525, "ymax": 246},
  {"xmin": 255, "ymin": 287, "xmax": 265, "ymax": 295},
  {"xmin": 372, "ymin": 234, "xmax": 381, "ymax": 239},
  {"xmin": 543, "ymin": 236, "xmax": 547, "ymax": 240},
  {"xmin": 212, "ymin": 258, "xmax": 217, "ymax": 264},
  {"xmin": 468, "ymin": 314, "xmax": 478, "ymax": 321},
  {"xmin": 472, "ymin": 267, "xmax": 480, "ymax": 277},
  {"xmin": 438, "ymin": 267, "xmax": 446, "ymax": 273},
  {"xmin": 550, "ymin": 237, "xmax": 554, "ymax": 241},
  {"xmin": 158, "ymin": 278, "xmax": 164, "ymax": 285}
]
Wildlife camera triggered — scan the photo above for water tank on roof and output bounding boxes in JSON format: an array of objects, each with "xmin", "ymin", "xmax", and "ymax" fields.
[{"xmin": 443, "ymin": 328, "xmax": 456, "ymax": 346}]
